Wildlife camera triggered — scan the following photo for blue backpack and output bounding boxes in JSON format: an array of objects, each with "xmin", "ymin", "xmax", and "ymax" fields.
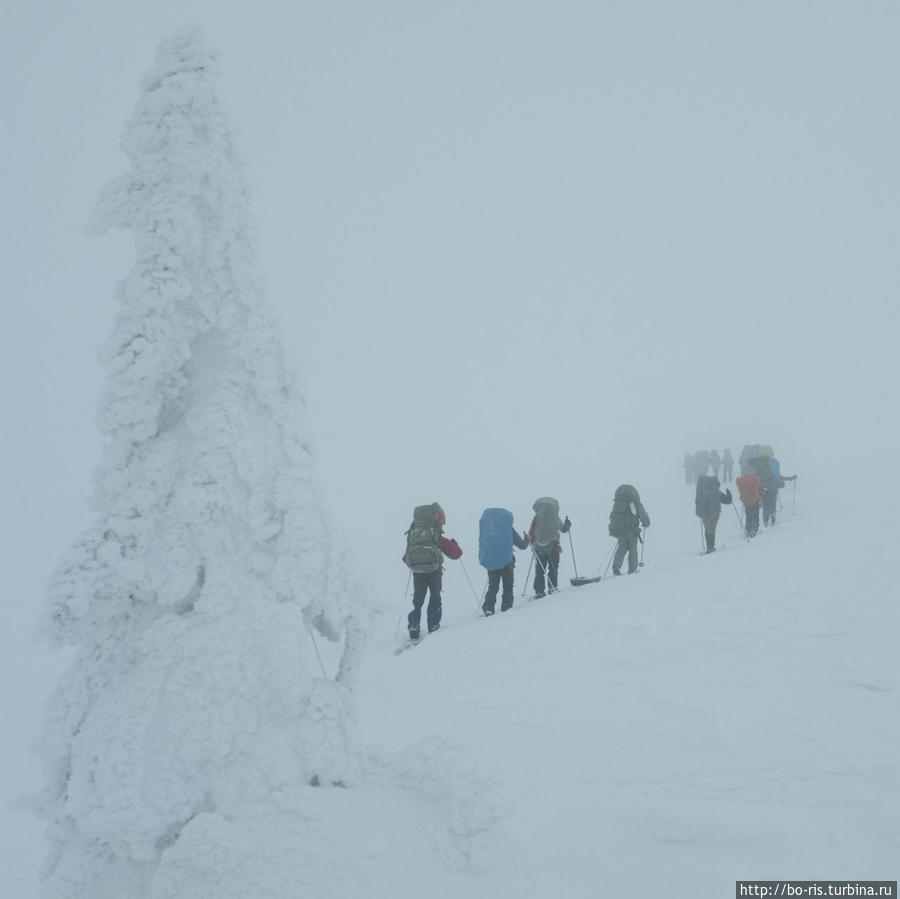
[{"xmin": 479, "ymin": 508, "xmax": 514, "ymax": 571}]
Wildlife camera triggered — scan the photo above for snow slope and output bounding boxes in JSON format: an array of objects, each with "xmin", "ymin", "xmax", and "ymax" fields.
[
  {"xmin": 9, "ymin": 466, "xmax": 897, "ymax": 897},
  {"xmin": 353, "ymin": 472, "xmax": 898, "ymax": 897}
]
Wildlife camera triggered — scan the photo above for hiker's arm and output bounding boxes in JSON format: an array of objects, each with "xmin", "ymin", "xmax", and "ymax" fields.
[{"xmin": 441, "ymin": 536, "xmax": 463, "ymax": 559}]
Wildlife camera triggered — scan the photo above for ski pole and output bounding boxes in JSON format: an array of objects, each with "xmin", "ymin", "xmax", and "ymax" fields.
[
  {"xmin": 530, "ymin": 548, "xmax": 549, "ymax": 595},
  {"xmin": 732, "ymin": 499, "xmax": 744, "ymax": 531},
  {"xmin": 522, "ymin": 553, "xmax": 534, "ymax": 596},
  {"xmin": 479, "ymin": 577, "xmax": 488, "ymax": 611},
  {"xmin": 792, "ymin": 478, "xmax": 797, "ymax": 514},
  {"xmin": 394, "ymin": 570, "xmax": 412, "ymax": 639},
  {"xmin": 458, "ymin": 558, "xmax": 481, "ymax": 604},
  {"xmin": 601, "ymin": 541, "xmax": 617, "ymax": 578},
  {"xmin": 567, "ymin": 529, "xmax": 579, "ymax": 579}
]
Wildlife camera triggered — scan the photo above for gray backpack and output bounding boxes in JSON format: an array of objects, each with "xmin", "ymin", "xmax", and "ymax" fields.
[
  {"xmin": 405, "ymin": 503, "xmax": 444, "ymax": 573},
  {"xmin": 608, "ymin": 484, "xmax": 640, "ymax": 538},
  {"xmin": 532, "ymin": 497, "xmax": 560, "ymax": 548}
]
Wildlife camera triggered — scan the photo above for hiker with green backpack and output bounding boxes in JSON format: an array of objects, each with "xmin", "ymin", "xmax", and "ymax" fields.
[
  {"xmin": 402, "ymin": 503, "xmax": 463, "ymax": 640},
  {"xmin": 527, "ymin": 497, "xmax": 572, "ymax": 597}
]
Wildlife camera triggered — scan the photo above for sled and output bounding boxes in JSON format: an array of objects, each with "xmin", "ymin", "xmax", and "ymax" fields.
[{"xmin": 570, "ymin": 576, "xmax": 602, "ymax": 586}]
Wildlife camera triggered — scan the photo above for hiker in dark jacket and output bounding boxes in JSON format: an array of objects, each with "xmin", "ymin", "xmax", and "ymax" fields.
[
  {"xmin": 695, "ymin": 475, "xmax": 732, "ymax": 553},
  {"xmin": 692, "ymin": 450, "xmax": 710, "ymax": 481},
  {"xmin": 683, "ymin": 452, "xmax": 694, "ymax": 484},
  {"xmin": 528, "ymin": 500, "xmax": 571, "ymax": 597},
  {"xmin": 483, "ymin": 529, "xmax": 530, "ymax": 615},
  {"xmin": 609, "ymin": 485, "xmax": 650, "ymax": 575},
  {"xmin": 738, "ymin": 445, "xmax": 754, "ymax": 476},
  {"xmin": 403, "ymin": 503, "xmax": 463, "ymax": 639},
  {"xmin": 710, "ymin": 449, "xmax": 722, "ymax": 480},
  {"xmin": 722, "ymin": 448, "xmax": 734, "ymax": 482},
  {"xmin": 749, "ymin": 454, "xmax": 782, "ymax": 528}
]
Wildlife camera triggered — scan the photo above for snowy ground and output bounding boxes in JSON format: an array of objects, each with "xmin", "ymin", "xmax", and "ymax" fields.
[
  {"xmin": 4, "ymin": 469, "xmax": 897, "ymax": 897},
  {"xmin": 354, "ymin": 472, "xmax": 898, "ymax": 897}
]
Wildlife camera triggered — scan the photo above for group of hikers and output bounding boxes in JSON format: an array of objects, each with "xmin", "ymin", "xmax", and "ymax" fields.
[
  {"xmin": 691, "ymin": 444, "xmax": 797, "ymax": 552},
  {"xmin": 401, "ymin": 492, "xmax": 648, "ymax": 642},
  {"xmin": 401, "ymin": 447, "xmax": 796, "ymax": 643},
  {"xmin": 684, "ymin": 448, "xmax": 734, "ymax": 483}
]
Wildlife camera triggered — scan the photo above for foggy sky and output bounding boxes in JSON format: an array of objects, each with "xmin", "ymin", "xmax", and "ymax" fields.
[{"xmin": 2, "ymin": 3, "xmax": 899, "ymax": 891}]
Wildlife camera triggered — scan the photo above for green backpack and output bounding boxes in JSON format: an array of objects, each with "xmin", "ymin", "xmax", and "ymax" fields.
[{"xmin": 405, "ymin": 503, "xmax": 445, "ymax": 573}]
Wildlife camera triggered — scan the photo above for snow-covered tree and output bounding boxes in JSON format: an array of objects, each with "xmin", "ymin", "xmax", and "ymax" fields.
[{"xmin": 37, "ymin": 26, "xmax": 362, "ymax": 898}]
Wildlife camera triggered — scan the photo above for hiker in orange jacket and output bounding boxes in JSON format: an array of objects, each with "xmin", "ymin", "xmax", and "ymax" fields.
[{"xmin": 736, "ymin": 472, "xmax": 762, "ymax": 537}]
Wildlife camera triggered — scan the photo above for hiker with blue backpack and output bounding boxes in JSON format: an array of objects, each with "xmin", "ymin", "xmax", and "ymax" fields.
[
  {"xmin": 403, "ymin": 503, "xmax": 463, "ymax": 640},
  {"xmin": 528, "ymin": 497, "xmax": 572, "ymax": 597},
  {"xmin": 478, "ymin": 508, "xmax": 530, "ymax": 616}
]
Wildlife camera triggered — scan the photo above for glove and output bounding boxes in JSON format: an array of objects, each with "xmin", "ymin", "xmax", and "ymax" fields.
[
  {"xmin": 564, "ymin": 516, "xmax": 571, "ymax": 527},
  {"xmin": 450, "ymin": 538, "xmax": 458, "ymax": 545},
  {"xmin": 725, "ymin": 488, "xmax": 732, "ymax": 498}
]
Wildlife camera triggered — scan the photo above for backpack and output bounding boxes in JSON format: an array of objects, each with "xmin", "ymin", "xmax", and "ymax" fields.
[
  {"xmin": 531, "ymin": 497, "xmax": 560, "ymax": 547},
  {"xmin": 695, "ymin": 475, "xmax": 721, "ymax": 519},
  {"xmin": 405, "ymin": 503, "xmax": 444, "ymax": 573},
  {"xmin": 608, "ymin": 484, "xmax": 640, "ymax": 539},
  {"xmin": 478, "ymin": 508, "xmax": 514, "ymax": 571}
]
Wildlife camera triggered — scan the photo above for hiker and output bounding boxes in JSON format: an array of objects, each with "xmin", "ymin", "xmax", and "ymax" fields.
[
  {"xmin": 710, "ymin": 449, "xmax": 722, "ymax": 479},
  {"xmin": 736, "ymin": 470, "xmax": 761, "ymax": 537},
  {"xmin": 749, "ymin": 453, "xmax": 781, "ymax": 527},
  {"xmin": 528, "ymin": 497, "xmax": 571, "ymax": 597},
  {"xmin": 478, "ymin": 508, "xmax": 529, "ymax": 615},
  {"xmin": 403, "ymin": 502, "xmax": 463, "ymax": 639},
  {"xmin": 683, "ymin": 452, "xmax": 694, "ymax": 485},
  {"xmin": 695, "ymin": 475, "xmax": 733, "ymax": 553},
  {"xmin": 692, "ymin": 450, "xmax": 710, "ymax": 481},
  {"xmin": 608, "ymin": 484, "xmax": 650, "ymax": 575},
  {"xmin": 738, "ymin": 445, "xmax": 754, "ymax": 476},
  {"xmin": 722, "ymin": 448, "xmax": 734, "ymax": 482}
]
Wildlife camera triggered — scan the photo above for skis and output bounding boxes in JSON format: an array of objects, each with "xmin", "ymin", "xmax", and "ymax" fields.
[
  {"xmin": 394, "ymin": 633, "xmax": 426, "ymax": 655},
  {"xmin": 530, "ymin": 586, "xmax": 569, "ymax": 600},
  {"xmin": 393, "ymin": 626, "xmax": 442, "ymax": 654}
]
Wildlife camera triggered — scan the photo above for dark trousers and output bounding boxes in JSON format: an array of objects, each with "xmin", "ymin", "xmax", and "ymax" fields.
[
  {"xmin": 483, "ymin": 566, "xmax": 514, "ymax": 613},
  {"xmin": 613, "ymin": 533, "xmax": 639, "ymax": 573},
  {"xmin": 761, "ymin": 493, "xmax": 777, "ymax": 525},
  {"xmin": 744, "ymin": 502, "xmax": 760, "ymax": 536},
  {"xmin": 701, "ymin": 516, "xmax": 720, "ymax": 552},
  {"xmin": 723, "ymin": 465, "xmax": 732, "ymax": 482},
  {"xmin": 409, "ymin": 569, "xmax": 442, "ymax": 633},
  {"xmin": 532, "ymin": 547, "xmax": 559, "ymax": 595}
]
